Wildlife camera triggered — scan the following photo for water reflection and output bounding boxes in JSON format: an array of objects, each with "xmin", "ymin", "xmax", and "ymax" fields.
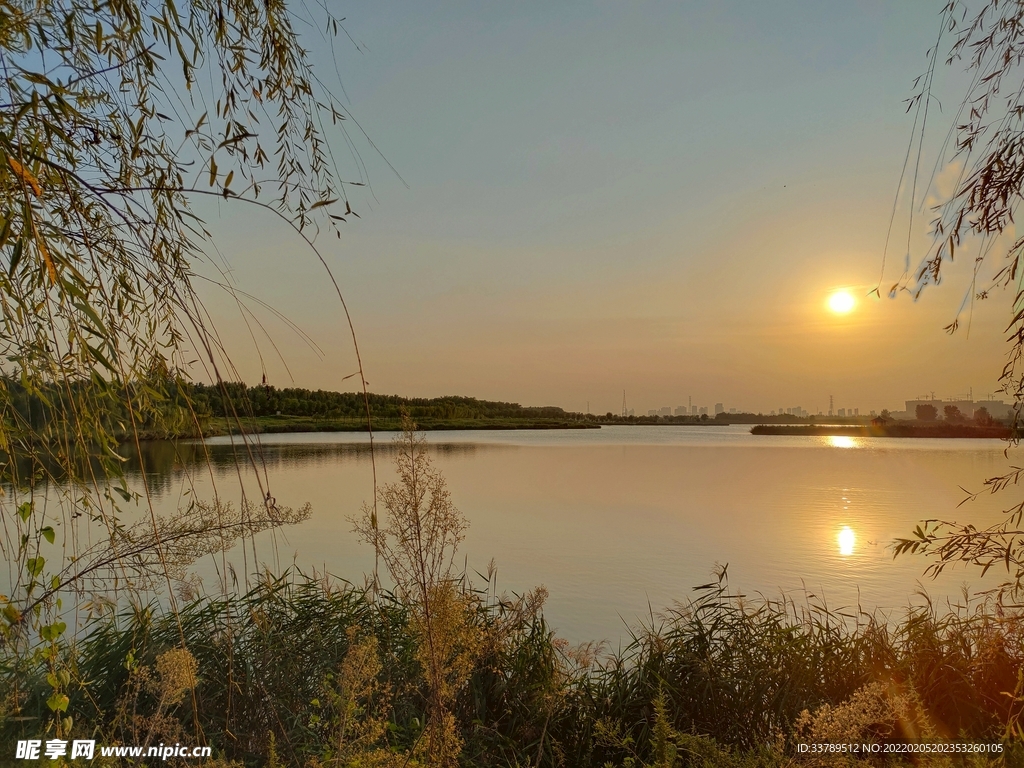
[
  {"xmin": 89, "ymin": 427, "xmax": 1020, "ymax": 642},
  {"xmin": 826, "ymin": 436, "xmax": 858, "ymax": 449},
  {"xmin": 122, "ymin": 439, "xmax": 496, "ymax": 494},
  {"xmin": 837, "ymin": 526, "xmax": 856, "ymax": 556}
]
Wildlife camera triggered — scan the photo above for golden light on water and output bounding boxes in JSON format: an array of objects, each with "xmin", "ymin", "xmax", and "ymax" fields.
[
  {"xmin": 827, "ymin": 435, "xmax": 857, "ymax": 449},
  {"xmin": 838, "ymin": 526, "xmax": 856, "ymax": 556},
  {"xmin": 828, "ymin": 290, "xmax": 856, "ymax": 314}
]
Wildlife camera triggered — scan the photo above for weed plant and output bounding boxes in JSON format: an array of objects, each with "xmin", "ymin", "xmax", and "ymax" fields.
[{"xmin": 2, "ymin": 572, "xmax": 1022, "ymax": 767}]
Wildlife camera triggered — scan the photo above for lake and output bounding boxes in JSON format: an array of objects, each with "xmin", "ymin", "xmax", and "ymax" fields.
[{"xmin": 138, "ymin": 425, "xmax": 1017, "ymax": 643}]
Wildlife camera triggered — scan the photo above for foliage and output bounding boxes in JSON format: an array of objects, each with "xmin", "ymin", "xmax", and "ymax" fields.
[
  {"xmin": 354, "ymin": 417, "xmax": 482, "ymax": 767},
  {"xmin": 2, "ymin": 570, "xmax": 1021, "ymax": 766},
  {"xmin": 917, "ymin": 403, "xmax": 938, "ymax": 421},
  {"xmin": 190, "ymin": 382, "xmax": 570, "ymax": 423},
  {"xmin": 0, "ymin": 0, "xmax": 367, "ymax": 744},
  {"xmin": 888, "ymin": 0, "xmax": 1024, "ymax": 601}
]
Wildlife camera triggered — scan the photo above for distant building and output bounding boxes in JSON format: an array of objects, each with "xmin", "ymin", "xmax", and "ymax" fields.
[
  {"xmin": 699, "ymin": 406, "xmax": 708, "ymax": 415},
  {"xmin": 714, "ymin": 403, "xmax": 724, "ymax": 415},
  {"xmin": 674, "ymin": 406, "xmax": 687, "ymax": 416},
  {"xmin": 659, "ymin": 406, "xmax": 671, "ymax": 416},
  {"xmin": 853, "ymin": 408, "xmax": 859, "ymax": 416},
  {"xmin": 648, "ymin": 409, "xmax": 657, "ymax": 416},
  {"xmin": 729, "ymin": 408, "xmax": 737, "ymax": 414},
  {"xmin": 838, "ymin": 408, "xmax": 846, "ymax": 417},
  {"xmin": 690, "ymin": 405, "xmax": 698, "ymax": 415}
]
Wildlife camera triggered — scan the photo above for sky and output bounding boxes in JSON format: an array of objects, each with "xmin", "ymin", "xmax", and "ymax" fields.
[{"xmin": 194, "ymin": 1, "xmax": 1013, "ymax": 416}]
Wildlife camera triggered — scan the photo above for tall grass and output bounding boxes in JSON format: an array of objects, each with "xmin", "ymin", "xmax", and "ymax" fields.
[{"xmin": 2, "ymin": 571, "xmax": 1021, "ymax": 766}]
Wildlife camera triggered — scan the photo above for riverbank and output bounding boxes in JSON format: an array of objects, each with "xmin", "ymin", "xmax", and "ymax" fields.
[
  {"xmin": 751, "ymin": 423, "xmax": 1012, "ymax": 438},
  {"xmin": 200, "ymin": 414, "xmax": 600, "ymax": 435}
]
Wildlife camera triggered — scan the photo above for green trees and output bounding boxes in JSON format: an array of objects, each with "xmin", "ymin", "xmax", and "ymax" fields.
[
  {"xmin": 916, "ymin": 403, "xmax": 938, "ymax": 421},
  {"xmin": 0, "ymin": 0, "xmax": 364, "ymax": 739}
]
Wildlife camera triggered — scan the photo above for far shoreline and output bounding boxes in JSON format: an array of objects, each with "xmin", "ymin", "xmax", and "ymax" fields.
[
  {"xmin": 181, "ymin": 417, "xmax": 1014, "ymax": 439},
  {"xmin": 750, "ymin": 423, "xmax": 1012, "ymax": 439}
]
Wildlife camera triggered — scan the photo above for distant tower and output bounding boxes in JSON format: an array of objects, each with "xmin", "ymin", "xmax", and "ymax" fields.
[
  {"xmin": 621, "ymin": 390, "xmax": 627, "ymax": 418},
  {"xmin": 829, "ymin": 395, "xmax": 834, "ymax": 417}
]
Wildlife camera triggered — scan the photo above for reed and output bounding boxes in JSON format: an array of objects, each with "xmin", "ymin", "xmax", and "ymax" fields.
[{"xmin": 2, "ymin": 571, "xmax": 1021, "ymax": 767}]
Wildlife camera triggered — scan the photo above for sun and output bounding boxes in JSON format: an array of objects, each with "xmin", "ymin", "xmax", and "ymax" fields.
[{"xmin": 828, "ymin": 290, "xmax": 856, "ymax": 314}]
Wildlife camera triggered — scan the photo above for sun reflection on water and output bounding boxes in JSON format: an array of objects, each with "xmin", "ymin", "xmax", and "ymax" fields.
[
  {"xmin": 827, "ymin": 436, "xmax": 858, "ymax": 449},
  {"xmin": 838, "ymin": 526, "xmax": 856, "ymax": 556}
]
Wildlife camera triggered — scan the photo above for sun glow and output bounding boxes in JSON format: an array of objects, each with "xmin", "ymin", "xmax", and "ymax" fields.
[
  {"xmin": 827, "ymin": 435, "xmax": 856, "ymax": 449},
  {"xmin": 838, "ymin": 526, "xmax": 856, "ymax": 557},
  {"xmin": 828, "ymin": 290, "xmax": 856, "ymax": 314}
]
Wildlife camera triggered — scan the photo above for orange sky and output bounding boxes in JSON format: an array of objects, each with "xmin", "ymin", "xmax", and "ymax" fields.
[{"xmin": 189, "ymin": 2, "xmax": 1012, "ymax": 415}]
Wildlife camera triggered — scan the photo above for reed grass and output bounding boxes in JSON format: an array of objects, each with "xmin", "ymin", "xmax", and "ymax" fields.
[{"xmin": 2, "ymin": 571, "xmax": 1020, "ymax": 767}]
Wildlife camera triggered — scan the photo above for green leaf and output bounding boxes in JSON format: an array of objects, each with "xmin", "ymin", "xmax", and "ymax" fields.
[
  {"xmin": 26, "ymin": 556, "xmax": 44, "ymax": 577},
  {"xmin": 73, "ymin": 300, "xmax": 108, "ymax": 337},
  {"xmin": 40, "ymin": 526, "xmax": 54, "ymax": 544},
  {"xmin": 46, "ymin": 692, "xmax": 69, "ymax": 713},
  {"xmin": 8, "ymin": 238, "xmax": 23, "ymax": 274},
  {"xmin": 17, "ymin": 501, "xmax": 32, "ymax": 521}
]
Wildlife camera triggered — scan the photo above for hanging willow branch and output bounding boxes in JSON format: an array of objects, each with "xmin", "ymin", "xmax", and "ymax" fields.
[{"xmin": 0, "ymin": 0, "xmax": 374, "ymax": 654}]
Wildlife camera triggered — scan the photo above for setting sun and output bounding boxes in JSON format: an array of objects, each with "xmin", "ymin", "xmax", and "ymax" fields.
[{"xmin": 828, "ymin": 290, "xmax": 856, "ymax": 314}]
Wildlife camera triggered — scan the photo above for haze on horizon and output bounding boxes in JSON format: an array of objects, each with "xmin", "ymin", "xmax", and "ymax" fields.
[{"xmin": 191, "ymin": 1, "xmax": 1011, "ymax": 416}]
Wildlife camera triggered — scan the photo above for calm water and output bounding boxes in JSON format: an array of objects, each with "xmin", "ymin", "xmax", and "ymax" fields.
[{"xmin": 137, "ymin": 425, "xmax": 1016, "ymax": 643}]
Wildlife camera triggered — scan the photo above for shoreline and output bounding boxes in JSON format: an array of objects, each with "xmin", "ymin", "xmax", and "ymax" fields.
[
  {"xmin": 198, "ymin": 416, "xmax": 601, "ymax": 436},
  {"xmin": 750, "ymin": 423, "xmax": 1012, "ymax": 438}
]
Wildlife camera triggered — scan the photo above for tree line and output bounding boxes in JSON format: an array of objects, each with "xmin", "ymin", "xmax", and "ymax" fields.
[{"xmin": 188, "ymin": 382, "xmax": 569, "ymax": 422}]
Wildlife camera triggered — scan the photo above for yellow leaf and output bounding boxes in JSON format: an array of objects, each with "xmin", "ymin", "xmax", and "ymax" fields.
[
  {"xmin": 7, "ymin": 156, "xmax": 42, "ymax": 197},
  {"xmin": 36, "ymin": 231, "xmax": 57, "ymax": 284}
]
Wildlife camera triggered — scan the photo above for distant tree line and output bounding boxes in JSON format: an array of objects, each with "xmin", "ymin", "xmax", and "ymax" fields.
[
  {"xmin": 915, "ymin": 403, "xmax": 997, "ymax": 425},
  {"xmin": 187, "ymin": 383, "xmax": 569, "ymax": 422}
]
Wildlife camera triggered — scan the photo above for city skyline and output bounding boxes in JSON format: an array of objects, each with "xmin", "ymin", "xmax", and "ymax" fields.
[{"xmin": 622, "ymin": 389, "xmax": 1009, "ymax": 420}]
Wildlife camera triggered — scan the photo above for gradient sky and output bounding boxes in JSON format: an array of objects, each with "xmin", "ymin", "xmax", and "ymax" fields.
[{"xmin": 194, "ymin": 1, "xmax": 1012, "ymax": 415}]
